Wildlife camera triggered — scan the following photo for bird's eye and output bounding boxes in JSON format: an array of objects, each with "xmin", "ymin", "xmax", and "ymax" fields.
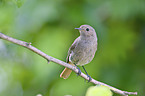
[{"xmin": 86, "ymin": 28, "xmax": 89, "ymax": 31}]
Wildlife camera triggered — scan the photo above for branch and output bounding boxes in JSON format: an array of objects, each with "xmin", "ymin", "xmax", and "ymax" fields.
[{"xmin": 0, "ymin": 32, "xmax": 137, "ymax": 96}]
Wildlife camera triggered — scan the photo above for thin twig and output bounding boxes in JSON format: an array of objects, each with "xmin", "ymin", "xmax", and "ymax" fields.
[{"xmin": 0, "ymin": 32, "xmax": 137, "ymax": 96}]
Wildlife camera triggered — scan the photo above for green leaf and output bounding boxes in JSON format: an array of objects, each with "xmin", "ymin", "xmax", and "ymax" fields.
[{"xmin": 86, "ymin": 86, "xmax": 113, "ymax": 96}]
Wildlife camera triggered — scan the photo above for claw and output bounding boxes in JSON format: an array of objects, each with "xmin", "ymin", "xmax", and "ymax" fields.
[
  {"xmin": 77, "ymin": 67, "xmax": 81, "ymax": 76},
  {"xmin": 87, "ymin": 75, "xmax": 92, "ymax": 82},
  {"xmin": 82, "ymin": 66, "xmax": 92, "ymax": 82},
  {"xmin": 74, "ymin": 64, "xmax": 81, "ymax": 76}
]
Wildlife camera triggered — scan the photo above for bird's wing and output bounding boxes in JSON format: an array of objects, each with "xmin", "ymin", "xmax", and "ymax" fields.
[{"xmin": 66, "ymin": 37, "xmax": 80, "ymax": 63}]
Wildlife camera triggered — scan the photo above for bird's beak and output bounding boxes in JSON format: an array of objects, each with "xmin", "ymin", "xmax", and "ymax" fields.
[{"xmin": 75, "ymin": 28, "xmax": 82, "ymax": 30}]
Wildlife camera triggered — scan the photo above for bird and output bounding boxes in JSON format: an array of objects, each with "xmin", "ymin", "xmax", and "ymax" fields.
[{"xmin": 60, "ymin": 25, "xmax": 97, "ymax": 81}]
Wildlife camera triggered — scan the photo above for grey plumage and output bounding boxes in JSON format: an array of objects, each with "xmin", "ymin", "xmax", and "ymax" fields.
[
  {"xmin": 67, "ymin": 25, "xmax": 97, "ymax": 66},
  {"xmin": 60, "ymin": 25, "xmax": 97, "ymax": 79}
]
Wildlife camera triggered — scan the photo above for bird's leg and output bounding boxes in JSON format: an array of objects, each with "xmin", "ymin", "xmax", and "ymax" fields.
[
  {"xmin": 82, "ymin": 66, "xmax": 92, "ymax": 82},
  {"xmin": 74, "ymin": 64, "xmax": 81, "ymax": 76}
]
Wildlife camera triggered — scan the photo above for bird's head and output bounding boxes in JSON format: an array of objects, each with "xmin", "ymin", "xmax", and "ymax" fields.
[{"xmin": 75, "ymin": 25, "xmax": 96, "ymax": 37}]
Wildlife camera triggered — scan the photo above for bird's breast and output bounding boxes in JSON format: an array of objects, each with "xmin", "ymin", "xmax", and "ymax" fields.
[{"xmin": 70, "ymin": 38, "xmax": 97, "ymax": 65}]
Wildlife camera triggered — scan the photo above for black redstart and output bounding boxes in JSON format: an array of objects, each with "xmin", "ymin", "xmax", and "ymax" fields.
[{"xmin": 60, "ymin": 25, "xmax": 97, "ymax": 81}]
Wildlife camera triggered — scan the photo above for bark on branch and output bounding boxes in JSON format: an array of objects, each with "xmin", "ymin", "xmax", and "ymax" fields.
[{"xmin": 0, "ymin": 32, "xmax": 137, "ymax": 96}]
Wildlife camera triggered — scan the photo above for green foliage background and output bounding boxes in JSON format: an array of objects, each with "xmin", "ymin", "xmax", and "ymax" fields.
[{"xmin": 0, "ymin": 0, "xmax": 145, "ymax": 96}]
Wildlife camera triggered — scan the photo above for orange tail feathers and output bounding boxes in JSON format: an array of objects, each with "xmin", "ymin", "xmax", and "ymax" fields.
[{"xmin": 60, "ymin": 62, "xmax": 74, "ymax": 79}]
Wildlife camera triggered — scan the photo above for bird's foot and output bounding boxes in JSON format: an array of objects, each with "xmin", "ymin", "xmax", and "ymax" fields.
[
  {"xmin": 74, "ymin": 65, "xmax": 81, "ymax": 76},
  {"xmin": 87, "ymin": 74, "xmax": 92, "ymax": 82},
  {"xmin": 76, "ymin": 67, "xmax": 81, "ymax": 76}
]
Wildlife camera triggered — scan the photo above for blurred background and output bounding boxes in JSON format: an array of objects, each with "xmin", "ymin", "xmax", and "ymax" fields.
[{"xmin": 0, "ymin": 0, "xmax": 145, "ymax": 96}]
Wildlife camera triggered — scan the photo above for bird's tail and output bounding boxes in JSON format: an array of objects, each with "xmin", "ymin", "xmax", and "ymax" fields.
[{"xmin": 60, "ymin": 62, "xmax": 74, "ymax": 79}]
